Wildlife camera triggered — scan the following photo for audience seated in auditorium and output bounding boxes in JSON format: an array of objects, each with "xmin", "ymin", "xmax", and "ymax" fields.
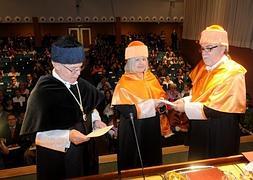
[
  {"xmin": 7, "ymin": 66, "xmax": 20, "ymax": 77},
  {"xmin": 19, "ymin": 82, "xmax": 30, "ymax": 98},
  {"xmin": 26, "ymin": 73, "xmax": 36, "ymax": 91},
  {"xmin": 166, "ymin": 83, "xmax": 181, "ymax": 101},
  {"xmin": 9, "ymin": 76, "xmax": 20, "ymax": 90},
  {"xmin": 1, "ymin": 113, "xmax": 26, "ymax": 168},
  {"xmin": 12, "ymin": 89, "xmax": 26, "ymax": 114}
]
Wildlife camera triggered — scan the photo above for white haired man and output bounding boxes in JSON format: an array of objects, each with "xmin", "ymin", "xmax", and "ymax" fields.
[{"xmin": 173, "ymin": 25, "xmax": 247, "ymax": 160}]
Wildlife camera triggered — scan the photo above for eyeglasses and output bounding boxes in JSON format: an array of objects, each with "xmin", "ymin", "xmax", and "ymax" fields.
[
  {"xmin": 62, "ymin": 64, "xmax": 82, "ymax": 73},
  {"xmin": 200, "ymin": 45, "xmax": 218, "ymax": 53}
]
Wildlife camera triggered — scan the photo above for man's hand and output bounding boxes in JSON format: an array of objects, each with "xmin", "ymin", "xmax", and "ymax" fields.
[
  {"xmin": 173, "ymin": 98, "xmax": 185, "ymax": 112},
  {"xmin": 69, "ymin": 129, "xmax": 90, "ymax": 145},
  {"xmin": 94, "ymin": 120, "xmax": 107, "ymax": 129},
  {"xmin": 0, "ymin": 139, "xmax": 9, "ymax": 154}
]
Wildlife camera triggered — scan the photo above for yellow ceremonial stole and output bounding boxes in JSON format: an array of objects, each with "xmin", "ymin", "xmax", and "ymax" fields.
[
  {"xmin": 190, "ymin": 57, "xmax": 246, "ymax": 113},
  {"xmin": 111, "ymin": 70, "xmax": 166, "ymax": 117}
]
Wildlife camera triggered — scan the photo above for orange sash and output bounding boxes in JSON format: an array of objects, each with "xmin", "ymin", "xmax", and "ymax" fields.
[
  {"xmin": 112, "ymin": 70, "xmax": 167, "ymax": 117},
  {"xmin": 112, "ymin": 70, "xmax": 166, "ymax": 106},
  {"xmin": 190, "ymin": 57, "xmax": 247, "ymax": 113}
]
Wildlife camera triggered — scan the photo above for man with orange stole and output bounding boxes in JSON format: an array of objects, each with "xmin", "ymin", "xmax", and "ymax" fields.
[{"xmin": 173, "ymin": 25, "xmax": 247, "ymax": 160}]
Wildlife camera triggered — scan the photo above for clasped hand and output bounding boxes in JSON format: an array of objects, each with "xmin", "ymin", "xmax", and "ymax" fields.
[
  {"xmin": 69, "ymin": 129, "xmax": 90, "ymax": 145},
  {"xmin": 69, "ymin": 120, "xmax": 107, "ymax": 145},
  {"xmin": 172, "ymin": 99, "xmax": 185, "ymax": 112}
]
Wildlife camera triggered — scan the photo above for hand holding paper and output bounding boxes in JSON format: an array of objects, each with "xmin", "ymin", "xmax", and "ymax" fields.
[
  {"xmin": 87, "ymin": 125, "xmax": 113, "ymax": 138},
  {"xmin": 69, "ymin": 129, "xmax": 90, "ymax": 145},
  {"xmin": 158, "ymin": 99, "xmax": 176, "ymax": 107},
  {"xmin": 172, "ymin": 99, "xmax": 185, "ymax": 112}
]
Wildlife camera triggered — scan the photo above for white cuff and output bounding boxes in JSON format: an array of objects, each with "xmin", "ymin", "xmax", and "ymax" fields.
[
  {"xmin": 35, "ymin": 130, "xmax": 70, "ymax": 152},
  {"xmin": 92, "ymin": 109, "xmax": 102, "ymax": 129},
  {"xmin": 138, "ymin": 99, "xmax": 156, "ymax": 119},
  {"xmin": 184, "ymin": 101, "xmax": 207, "ymax": 120},
  {"xmin": 182, "ymin": 95, "xmax": 192, "ymax": 103},
  {"xmin": 91, "ymin": 109, "xmax": 101, "ymax": 123}
]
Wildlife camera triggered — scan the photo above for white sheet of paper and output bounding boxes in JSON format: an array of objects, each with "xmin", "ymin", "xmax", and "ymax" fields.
[
  {"xmin": 8, "ymin": 146, "xmax": 21, "ymax": 151},
  {"xmin": 87, "ymin": 125, "xmax": 113, "ymax": 138},
  {"xmin": 159, "ymin": 99, "xmax": 176, "ymax": 107}
]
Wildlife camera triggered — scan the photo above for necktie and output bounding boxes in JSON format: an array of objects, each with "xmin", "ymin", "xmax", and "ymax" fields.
[{"xmin": 10, "ymin": 127, "xmax": 15, "ymax": 138}]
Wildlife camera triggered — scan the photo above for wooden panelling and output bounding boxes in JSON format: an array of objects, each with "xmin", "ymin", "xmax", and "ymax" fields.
[{"xmin": 0, "ymin": 22, "xmax": 183, "ymax": 47}]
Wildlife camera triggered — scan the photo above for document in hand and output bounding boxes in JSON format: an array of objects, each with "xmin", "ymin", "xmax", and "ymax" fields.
[
  {"xmin": 87, "ymin": 125, "xmax": 113, "ymax": 138},
  {"xmin": 159, "ymin": 99, "xmax": 176, "ymax": 107}
]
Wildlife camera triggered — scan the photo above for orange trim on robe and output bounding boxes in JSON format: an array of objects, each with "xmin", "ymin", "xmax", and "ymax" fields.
[
  {"xmin": 111, "ymin": 70, "xmax": 167, "ymax": 116},
  {"xmin": 190, "ymin": 57, "xmax": 247, "ymax": 113}
]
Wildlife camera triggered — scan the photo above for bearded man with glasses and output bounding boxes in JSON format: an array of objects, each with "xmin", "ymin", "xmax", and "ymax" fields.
[
  {"xmin": 172, "ymin": 25, "xmax": 247, "ymax": 160},
  {"xmin": 20, "ymin": 36, "xmax": 106, "ymax": 179}
]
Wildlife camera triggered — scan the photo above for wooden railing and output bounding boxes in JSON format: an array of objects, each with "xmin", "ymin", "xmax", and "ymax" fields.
[{"xmin": 0, "ymin": 135, "xmax": 252, "ymax": 179}]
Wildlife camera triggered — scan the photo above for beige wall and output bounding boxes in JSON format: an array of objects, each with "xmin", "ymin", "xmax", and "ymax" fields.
[{"xmin": 0, "ymin": 0, "xmax": 184, "ymax": 22}]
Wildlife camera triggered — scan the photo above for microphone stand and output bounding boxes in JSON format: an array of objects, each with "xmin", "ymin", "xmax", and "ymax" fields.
[{"xmin": 129, "ymin": 112, "xmax": 145, "ymax": 180}]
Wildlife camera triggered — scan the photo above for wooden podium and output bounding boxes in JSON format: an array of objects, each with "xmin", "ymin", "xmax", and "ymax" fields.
[{"xmin": 77, "ymin": 154, "xmax": 249, "ymax": 179}]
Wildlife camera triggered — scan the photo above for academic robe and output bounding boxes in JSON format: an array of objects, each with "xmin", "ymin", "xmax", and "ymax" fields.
[
  {"xmin": 111, "ymin": 71, "xmax": 167, "ymax": 171},
  {"xmin": 187, "ymin": 57, "xmax": 246, "ymax": 160},
  {"xmin": 20, "ymin": 75, "xmax": 104, "ymax": 179}
]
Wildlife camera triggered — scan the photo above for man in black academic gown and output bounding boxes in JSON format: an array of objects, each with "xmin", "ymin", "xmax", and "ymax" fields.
[{"xmin": 20, "ymin": 36, "xmax": 106, "ymax": 179}]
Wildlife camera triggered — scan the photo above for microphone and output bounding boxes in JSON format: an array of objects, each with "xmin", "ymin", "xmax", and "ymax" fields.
[{"xmin": 129, "ymin": 112, "xmax": 145, "ymax": 179}]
